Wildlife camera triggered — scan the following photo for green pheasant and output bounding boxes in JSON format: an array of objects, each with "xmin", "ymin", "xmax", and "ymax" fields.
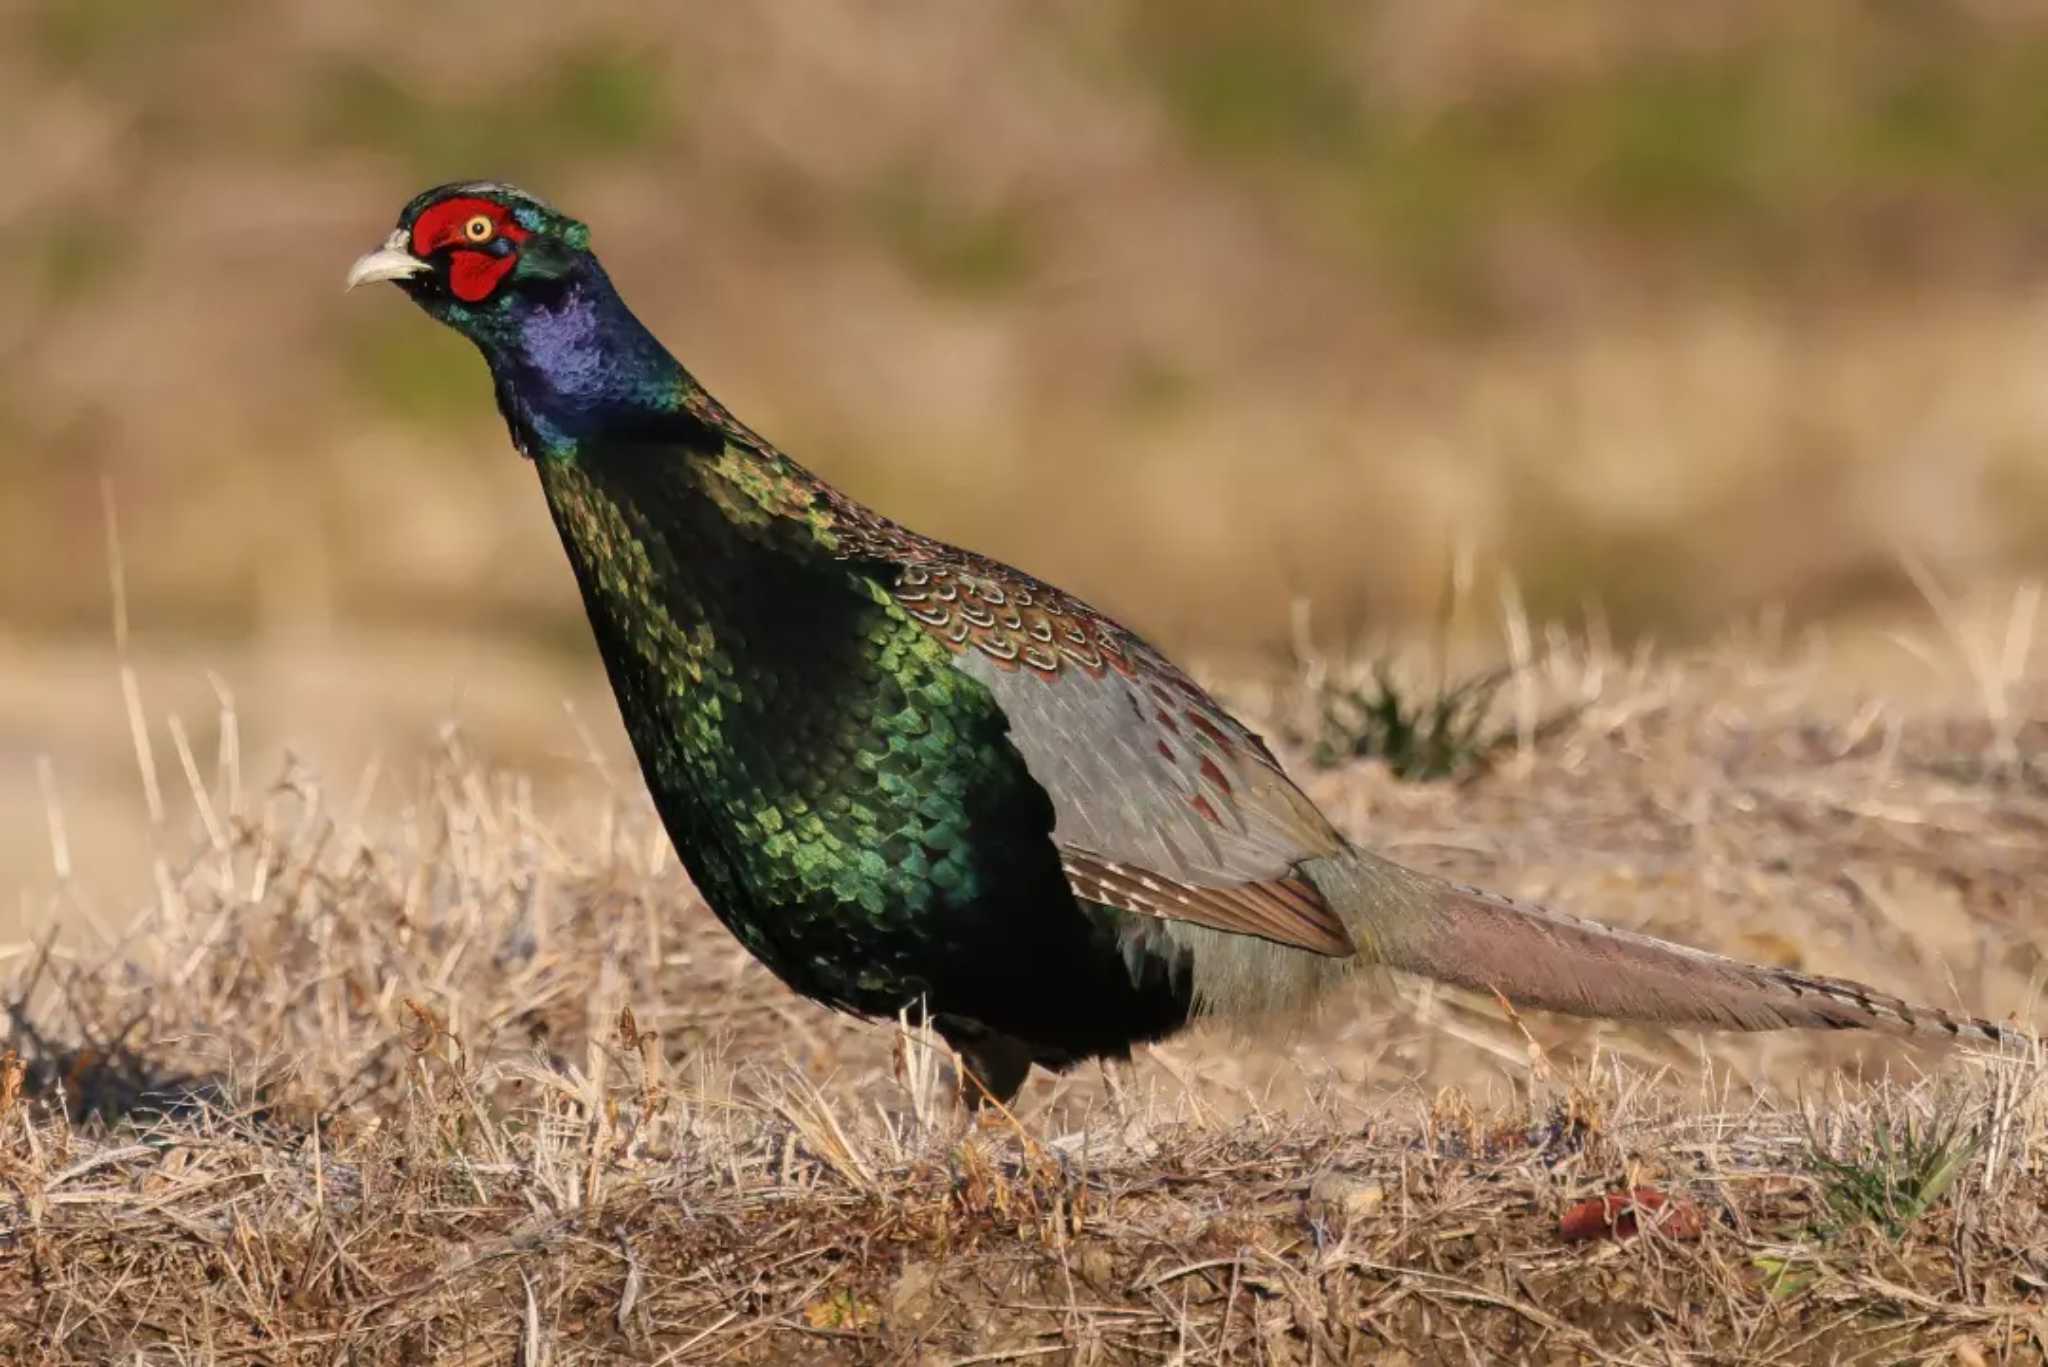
[{"xmin": 348, "ymin": 183, "xmax": 2021, "ymax": 1102}]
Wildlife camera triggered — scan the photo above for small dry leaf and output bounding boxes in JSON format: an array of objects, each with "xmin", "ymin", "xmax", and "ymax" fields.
[
  {"xmin": 0, "ymin": 1050, "xmax": 23, "ymax": 1121},
  {"xmin": 616, "ymin": 1004, "xmax": 639, "ymax": 1050},
  {"xmin": 1308, "ymin": 1173, "xmax": 1386, "ymax": 1221},
  {"xmin": 802, "ymin": 1289, "xmax": 878, "ymax": 1330},
  {"xmin": 1075, "ymin": 1244, "xmax": 1116, "ymax": 1290},
  {"xmin": 1945, "ymin": 1336, "xmax": 1989, "ymax": 1367},
  {"xmin": 1486, "ymin": 1127, "xmax": 1534, "ymax": 1155},
  {"xmin": 1430, "ymin": 1086, "xmax": 1479, "ymax": 1152},
  {"xmin": 142, "ymin": 1145, "xmax": 198, "ymax": 1198},
  {"xmin": 1560, "ymin": 1186, "xmax": 1704, "ymax": 1243},
  {"xmin": 401, "ymin": 998, "xmax": 441, "ymax": 1054}
]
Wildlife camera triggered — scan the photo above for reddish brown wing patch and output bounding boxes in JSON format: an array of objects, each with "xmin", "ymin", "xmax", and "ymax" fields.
[
  {"xmin": 889, "ymin": 564, "xmax": 1131, "ymax": 680},
  {"xmin": 1062, "ymin": 849, "xmax": 1355, "ymax": 958}
]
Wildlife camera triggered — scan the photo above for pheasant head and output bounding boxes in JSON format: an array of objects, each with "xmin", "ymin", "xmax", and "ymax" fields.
[{"xmin": 347, "ymin": 181, "xmax": 680, "ymax": 456}]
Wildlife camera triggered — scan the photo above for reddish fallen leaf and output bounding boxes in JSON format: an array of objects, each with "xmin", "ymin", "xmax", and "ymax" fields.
[
  {"xmin": 1559, "ymin": 1186, "xmax": 1704, "ymax": 1243},
  {"xmin": 1485, "ymin": 1126, "xmax": 1534, "ymax": 1155}
]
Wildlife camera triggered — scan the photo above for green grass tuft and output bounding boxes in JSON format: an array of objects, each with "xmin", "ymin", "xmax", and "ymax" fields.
[
  {"xmin": 1306, "ymin": 664, "xmax": 1514, "ymax": 781},
  {"xmin": 1806, "ymin": 1106, "xmax": 1982, "ymax": 1242}
]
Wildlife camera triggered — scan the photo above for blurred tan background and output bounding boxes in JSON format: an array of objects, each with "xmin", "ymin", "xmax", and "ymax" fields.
[{"xmin": 7, "ymin": 1, "xmax": 2048, "ymax": 919}]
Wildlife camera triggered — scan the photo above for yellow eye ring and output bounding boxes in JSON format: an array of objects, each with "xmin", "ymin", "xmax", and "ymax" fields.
[{"xmin": 462, "ymin": 214, "xmax": 495, "ymax": 243}]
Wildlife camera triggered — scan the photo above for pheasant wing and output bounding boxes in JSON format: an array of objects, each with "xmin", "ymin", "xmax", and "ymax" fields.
[{"xmin": 877, "ymin": 549, "xmax": 1354, "ymax": 958}]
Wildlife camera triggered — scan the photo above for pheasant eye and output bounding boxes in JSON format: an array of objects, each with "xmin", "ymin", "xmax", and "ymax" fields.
[{"xmin": 462, "ymin": 214, "xmax": 495, "ymax": 243}]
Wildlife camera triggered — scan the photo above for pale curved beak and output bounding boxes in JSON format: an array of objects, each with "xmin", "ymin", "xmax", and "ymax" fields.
[{"xmin": 345, "ymin": 229, "xmax": 429, "ymax": 291}]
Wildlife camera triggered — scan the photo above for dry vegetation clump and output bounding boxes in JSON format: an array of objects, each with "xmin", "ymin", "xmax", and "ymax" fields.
[{"xmin": 3, "ymin": 628, "xmax": 2046, "ymax": 1363}]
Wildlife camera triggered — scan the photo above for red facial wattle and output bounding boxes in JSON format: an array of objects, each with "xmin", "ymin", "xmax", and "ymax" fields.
[
  {"xmin": 408, "ymin": 196, "xmax": 532, "ymax": 303},
  {"xmin": 445, "ymin": 250, "xmax": 516, "ymax": 303}
]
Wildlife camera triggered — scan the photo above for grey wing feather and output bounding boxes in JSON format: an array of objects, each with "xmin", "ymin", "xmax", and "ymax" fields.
[
  {"xmin": 951, "ymin": 647, "xmax": 1339, "ymax": 881},
  {"xmin": 951, "ymin": 645, "xmax": 1355, "ymax": 955}
]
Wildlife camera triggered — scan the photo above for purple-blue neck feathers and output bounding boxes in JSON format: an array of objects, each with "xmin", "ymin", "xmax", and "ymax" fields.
[{"xmin": 473, "ymin": 260, "xmax": 693, "ymax": 459}]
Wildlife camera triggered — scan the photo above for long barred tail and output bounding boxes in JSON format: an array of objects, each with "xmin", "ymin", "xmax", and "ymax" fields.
[{"xmin": 1327, "ymin": 848, "xmax": 2027, "ymax": 1048}]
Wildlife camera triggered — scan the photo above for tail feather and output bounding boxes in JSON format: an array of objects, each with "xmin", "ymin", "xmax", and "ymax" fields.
[{"xmin": 1323, "ymin": 849, "xmax": 2025, "ymax": 1048}]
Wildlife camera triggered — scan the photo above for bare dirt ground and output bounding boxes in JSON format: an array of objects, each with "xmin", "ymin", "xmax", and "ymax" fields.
[{"xmin": 1, "ymin": 603, "xmax": 2042, "ymax": 1363}]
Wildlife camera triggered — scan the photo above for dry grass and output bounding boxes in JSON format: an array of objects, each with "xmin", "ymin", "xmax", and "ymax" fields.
[{"xmin": 4, "ymin": 608, "xmax": 2045, "ymax": 1362}]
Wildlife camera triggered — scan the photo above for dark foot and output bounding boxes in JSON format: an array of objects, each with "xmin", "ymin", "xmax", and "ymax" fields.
[{"xmin": 936, "ymin": 1021, "xmax": 1034, "ymax": 1109}]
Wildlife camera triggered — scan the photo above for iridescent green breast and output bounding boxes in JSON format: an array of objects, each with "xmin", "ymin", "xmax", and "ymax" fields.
[{"xmin": 535, "ymin": 446, "xmax": 1073, "ymax": 1014}]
